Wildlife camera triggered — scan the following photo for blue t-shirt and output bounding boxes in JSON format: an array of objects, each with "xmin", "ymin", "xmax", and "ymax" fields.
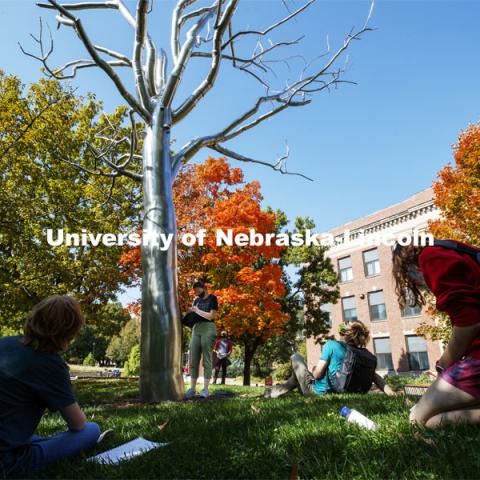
[
  {"xmin": 0, "ymin": 335, "xmax": 76, "ymax": 454},
  {"xmin": 312, "ymin": 339, "xmax": 346, "ymax": 395}
]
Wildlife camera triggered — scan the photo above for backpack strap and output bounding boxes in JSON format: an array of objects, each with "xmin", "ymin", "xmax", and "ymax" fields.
[
  {"xmin": 326, "ymin": 341, "xmax": 349, "ymax": 393},
  {"xmin": 433, "ymin": 240, "xmax": 480, "ymax": 263}
]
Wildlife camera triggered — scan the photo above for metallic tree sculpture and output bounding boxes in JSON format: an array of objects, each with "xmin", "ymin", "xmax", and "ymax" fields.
[{"xmin": 23, "ymin": 0, "xmax": 374, "ymax": 401}]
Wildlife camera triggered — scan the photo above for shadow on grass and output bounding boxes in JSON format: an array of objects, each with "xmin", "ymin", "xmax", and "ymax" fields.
[{"xmin": 32, "ymin": 383, "xmax": 480, "ymax": 480}]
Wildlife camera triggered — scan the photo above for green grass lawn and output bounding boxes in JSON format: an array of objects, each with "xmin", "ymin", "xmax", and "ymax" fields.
[{"xmin": 32, "ymin": 379, "xmax": 480, "ymax": 479}]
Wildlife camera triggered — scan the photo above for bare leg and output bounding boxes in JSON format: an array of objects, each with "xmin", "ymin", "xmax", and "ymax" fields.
[
  {"xmin": 190, "ymin": 377, "xmax": 197, "ymax": 391},
  {"xmin": 426, "ymin": 406, "xmax": 480, "ymax": 429},
  {"xmin": 410, "ymin": 377, "xmax": 480, "ymax": 428},
  {"xmin": 204, "ymin": 377, "xmax": 210, "ymax": 391}
]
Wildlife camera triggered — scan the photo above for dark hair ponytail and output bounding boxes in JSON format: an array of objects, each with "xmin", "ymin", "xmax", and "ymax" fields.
[{"xmin": 392, "ymin": 244, "xmax": 426, "ymax": 309}]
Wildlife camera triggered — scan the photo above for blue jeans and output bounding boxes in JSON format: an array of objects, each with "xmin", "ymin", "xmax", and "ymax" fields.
[{"xmin": 1, "ymin": 422, "xmax": 100, "ymax": 477}]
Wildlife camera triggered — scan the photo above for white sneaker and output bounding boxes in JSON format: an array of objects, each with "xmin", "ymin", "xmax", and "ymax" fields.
[
  {"xmin": 96, "ymin": 429, "xmax": 114, "ymax": 444},
  {"xmin": 199, "ymin": 388, "xmax": 209, "ymax": 398},
  {"xmin": 185, "ymin": 388, "xmax": 196, "ymax": 399}
]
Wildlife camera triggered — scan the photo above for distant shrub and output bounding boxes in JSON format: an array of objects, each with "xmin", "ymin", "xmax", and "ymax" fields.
[
  {"xmin": 227, "ymin": 359, "xmax": 245, "ymax": 378},
  {"xmin": 123, "ymin": 344, "xmax": 140, "ymax": 377},
  {"xmin": 83, "ymin": 352, "xmax": 96, "ymax": 367},
  {"xmin": 272, "ymin": 362, "xmax": 292, "ymax": 381},
  {"xmin": 384, "ymin": 373, "xmax": 433, "ymax": 392}
]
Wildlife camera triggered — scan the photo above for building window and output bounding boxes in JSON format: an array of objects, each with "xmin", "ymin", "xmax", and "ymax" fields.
[
  {"xmin": 321, "ymin": 304, "xmax": 332, "ymax": 328},
  {"xmin": 402, "ymin": 304, "xmax": 422, "ymax": 317},
  {"xmin": 368, "ymin": 290, "xmax": 387, "ymax": 321},
  {"xmin": 338, "ymin": 256, "xmax": 353, "ymax": 283},
  {"xmin": 406, "ymin": 335, "xmax": 429, "ymax": 370},
  {"xmin": 401, "ymin": 289, "xmax": 422, "ymax": 317},
  {"xmin": 342, "ymin": 296, "xmax": 357, "ymax": 322},
  {"xmin": 363, "ymin": 248, "xmax": 380, "ymax": 277},
  {"xmin": 373, "ymin": 337, "xmax": 394, "ymax": 370}
]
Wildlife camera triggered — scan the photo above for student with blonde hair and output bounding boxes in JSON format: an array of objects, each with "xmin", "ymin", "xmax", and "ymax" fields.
[{"xmin": 0, "ymin": 295, "xmax": 103, "ymax": 477}]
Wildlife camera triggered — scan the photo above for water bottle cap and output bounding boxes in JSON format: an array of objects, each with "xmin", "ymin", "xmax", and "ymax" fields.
[{"xmin": 340, "ymin": 406, "xmax": 351, "ymax": 418}]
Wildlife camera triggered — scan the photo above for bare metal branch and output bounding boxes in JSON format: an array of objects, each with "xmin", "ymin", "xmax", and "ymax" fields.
[
  {"xmin": 171, "ymin": 0, "xmax": 198, "ymax": 65},
  {"xmin": 39, "ymin": 0, "xmax": 151, "ymax": 122},
  {"xmin": 53, "ymin": 59, "xmax": 129, "ymax": 78},
  {"xmin": 38, "ymin": 1, "xmax": 118, "ymax": 10},
  {"xmin": 172, "ymin": 0, "xmax": 238, "ymax": 124},
  {"xmin": 145, "ymin": 37, "xmax": 157, "ymax": 97},
  {"xmin": 222, "ymin": 0, "xmax": 316, "ymax": 49},
  {"xmin": 210, "ymin": 144, "xmax": 313, "ymax": 181},
  {"xmin": 133, "ymin": 0, "xmax": 151, "ymax": 111},
  {"xmin": 38, "ymin": 0, "xmax": 136, "ymax": 27},
  {"xmin": 155, "ymin": 48, "xmax": 168, "ymax": 94},
  {"xmin": 94, "ymin": 45, "xmax": 132, "ymax": 64},
  {"xmin": 172, "ymin": 90, "xmax": 308, "ymax": 175},
  {"xmin": 162, "ymin": 9, "xmax": 214, "ymax": 108},
  {"xmin": 178, "ymin": 2, "xmax": 217, "ymax": 30}
]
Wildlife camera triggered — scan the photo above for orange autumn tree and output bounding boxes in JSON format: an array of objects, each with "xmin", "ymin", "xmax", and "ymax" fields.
[
  {"xmin": 429, "ymin": 122, "xmax": 480, "ymax": 246},
  {"xmin": 417, "ymin": 122, "xmax": 480, "ymax": 344},
  {"xmin": 120, "ymin": 157, "xmax": 244, "ymax": 313},
  {"xmin": 119, "ymin": 158, "xmax": 289, "ymax": 385},
  {"xmin": 203, "ymin": 181, "xmax": 289, "ymax": 385}
]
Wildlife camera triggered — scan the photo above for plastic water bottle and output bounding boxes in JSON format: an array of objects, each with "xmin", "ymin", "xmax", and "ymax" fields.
[{"xmin": 340, "ymin": 406, "xmax": 377, "ymax": 431}]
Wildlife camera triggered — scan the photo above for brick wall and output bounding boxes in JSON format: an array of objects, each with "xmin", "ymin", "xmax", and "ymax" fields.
[{"xmin": 306, "ymin": 188, "xmax": 443, "ymax": 374}]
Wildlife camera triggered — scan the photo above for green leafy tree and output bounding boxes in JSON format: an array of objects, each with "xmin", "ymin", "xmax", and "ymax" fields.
[
  {"xmin": 416, "ymin": 293, "xmax": 452, "ymax": 346},
  {"xmin": 82, "ymin": 352, "xmax": 96, "ymax": 367},
  {"xmin": 283, "ymin": 216, "xmax": 340, "ymax": 344},
  {"xmin": 65, "ymin": 302, "xmax": 132, "ymax": 364},
  {"xmin": 0, "ymin": 71, "xmax": 141, "ymax": 331},
  {"xmin": 106, "ymin": 318, "xmax": 140, "ymax": 365},
  {"xmin": 247, "ymin": 213, "xmax": 339, "ymax": 378},
  {"xmin": 123, "ymin": 344, "xmax": 140, "ymax": 377}
]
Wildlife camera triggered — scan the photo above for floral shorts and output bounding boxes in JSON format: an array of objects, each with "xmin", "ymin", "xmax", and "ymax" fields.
[{"xmin": 441, "ymin": 356, "xmax": 480, "ymax": 399}]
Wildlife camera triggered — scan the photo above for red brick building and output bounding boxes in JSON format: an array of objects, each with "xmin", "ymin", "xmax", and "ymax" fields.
[{"xmin": 306, "ymin": 188, "xmax": 443, "ymax": 374}]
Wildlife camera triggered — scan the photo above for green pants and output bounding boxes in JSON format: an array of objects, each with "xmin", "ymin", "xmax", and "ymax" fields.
[{"xmin": 189, "ymin": 321, "xmax": 217, "ymax": 379}]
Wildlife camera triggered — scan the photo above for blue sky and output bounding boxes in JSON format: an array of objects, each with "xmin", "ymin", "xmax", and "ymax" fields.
[{"xmin": 1, "ymin": 0, "xmax": 479, "ymax": 304}]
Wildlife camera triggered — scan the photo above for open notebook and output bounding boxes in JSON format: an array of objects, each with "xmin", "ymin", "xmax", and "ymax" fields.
[{"xmin": 87, "ymin": 437, "xmax": 169, "ymax": 465}]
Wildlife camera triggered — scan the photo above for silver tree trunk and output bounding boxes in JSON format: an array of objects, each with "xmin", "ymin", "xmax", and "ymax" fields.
[{"xmin": 140, "ymin": 101, "xmax": 184, "ymax": 402}]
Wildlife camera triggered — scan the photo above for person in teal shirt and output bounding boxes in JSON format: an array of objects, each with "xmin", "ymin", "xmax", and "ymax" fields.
[
  {"xmin": 311, "ymin": 339, "xmax": 347, "ymax": 395},
  {"xmin": 265, "ymin": 321, "xmax": 394, "ymax": 398}
]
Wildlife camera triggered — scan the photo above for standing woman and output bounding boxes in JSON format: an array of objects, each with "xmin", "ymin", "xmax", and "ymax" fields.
[
  {"xmin": 392, "ymin": 239, "xmax": 480, "ymax": 429},
  {"xmin": 186, "ymin": 280, "xmax": 218, "ymax": 398}
]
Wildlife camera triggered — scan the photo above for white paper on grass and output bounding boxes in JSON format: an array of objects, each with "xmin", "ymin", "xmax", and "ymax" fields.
[{"xmin": 87, "ymin": 437, "xmax": 168, "ymax": 465}]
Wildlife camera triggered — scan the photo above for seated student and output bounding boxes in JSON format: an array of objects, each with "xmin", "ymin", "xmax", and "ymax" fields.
[
  {"xmin": 265, "ymin": 321, "xmax": 394, "ymax": 398},
  {"xmin": 0, "ymin": 295, "xmax": 102, "ymax": 477},
  {"xmin": 392, "ymin": 240, "xmax": 480, "ymax": 429}
]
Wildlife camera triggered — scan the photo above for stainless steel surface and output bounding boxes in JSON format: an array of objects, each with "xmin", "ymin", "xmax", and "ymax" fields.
[{"xmin": 141, "ymin": 102, "xmax": 184, "ymax": 402}]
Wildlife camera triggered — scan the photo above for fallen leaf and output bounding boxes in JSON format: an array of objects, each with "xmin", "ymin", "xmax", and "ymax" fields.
[
  {"xmin": 158, "ymin": 421, "xmax": 170, "ymax": 431},
  {"xmin": 414, "ymin": 431, "xmax": 436, "ymax": 446}
]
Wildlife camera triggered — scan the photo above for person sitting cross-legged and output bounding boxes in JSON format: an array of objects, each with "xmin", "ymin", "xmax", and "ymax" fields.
[
  {"xmin": 0, "ymin": 295, "xmax": 104, "ymax": 478},
  {"xmin": 265, "ymin": 321, "xmax": 394, "ymax": 398}
]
